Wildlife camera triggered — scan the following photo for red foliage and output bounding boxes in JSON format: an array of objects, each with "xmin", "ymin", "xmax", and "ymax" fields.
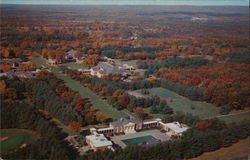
[
  {"xmin": 118, "ymin": 95, "xmax": 130, "ymax": 108},
  {"xmin": 68, "ymin": 121, "xmax": 81, "ymax": 132}
]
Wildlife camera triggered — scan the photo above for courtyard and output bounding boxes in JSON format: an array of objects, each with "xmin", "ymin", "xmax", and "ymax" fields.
[{"xmin": 110, "ymin": 129, "xmax": 170, "ymax": 148}]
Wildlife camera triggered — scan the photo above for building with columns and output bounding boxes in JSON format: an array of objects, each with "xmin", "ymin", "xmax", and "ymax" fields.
[
  {"xmin": 92, "ymin": 117, "xmax": 188, "ymax": 137},
  {"xmin": 110, "ymin": 118, "xmax": 143, "ymax": 134},
  {"xmin": 87, "ymin": 118, "xmax": 189, "ymax": 151}
]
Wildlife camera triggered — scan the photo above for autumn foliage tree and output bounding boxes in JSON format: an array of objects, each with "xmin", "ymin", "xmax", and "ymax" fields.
[
  {"xmin": 19, "ymin": 62, "xmax": 36, "ymax": 71},
  {"xmin": 83, "ymin": 54, "xmax": 99, "ymax": 67},
  {"xmin": 134, "ymin": 107, "xmax": 146, "ymax": 119},
  {"xmin": 0, "ymin": 64, "xmax": 12, "ymax": 72},
  {"xmin": 0, "ymin": 80, "xmax": 6, "ymax": 94},
  {"xmin": 95, "ymin": 111, "xmax": 106, "ymax": 123},
  {"xmin": 68, "ymin": 121, "xmax": 81, "ymax": 132},
  {"xmin": 113, "ymin": 90, "xmax": 121, "ymax": 97},
  {"xmin": 118, "ymin": 95, "xmax": 130, "ymax": 108},
  {"xmin": 196, "ymin": 121, "xmax": 209, "ymax": 130}
]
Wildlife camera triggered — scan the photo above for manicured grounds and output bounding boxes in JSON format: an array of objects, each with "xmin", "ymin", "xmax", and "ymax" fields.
[
  {"xmin": 31, "ymin": 56, "xmax": 127, "ymax": 119},
  {"xmin": 138, "ymin": 87, "xmax": 220, "ymax": 119},
  {"xmin": 218, "ymin": 112, "xmax": 249, "ymax": 123}
]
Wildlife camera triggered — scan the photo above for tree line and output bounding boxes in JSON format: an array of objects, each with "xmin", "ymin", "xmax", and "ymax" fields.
[
  {"xmin": 1, "ymin": 101, "xmax": 78, "ymax": 160},
  {"xmin": 145, "ymin": 57, "xmax": 210, "ymax": 75}
]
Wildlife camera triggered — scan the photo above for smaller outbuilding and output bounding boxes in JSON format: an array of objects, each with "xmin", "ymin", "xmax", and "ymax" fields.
[
  {"xmin": 86, "ymin": 133, "xmax": 113, "ymax": 151},
  {"xmin": 159, "ymin": 121, "xmax": 189, "ymax": 138}
]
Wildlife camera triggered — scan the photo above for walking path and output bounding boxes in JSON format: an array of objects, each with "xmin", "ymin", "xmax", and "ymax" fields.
[{"xmin": 205, "ymin": 111, "xmax": 249, "ymax": 120}]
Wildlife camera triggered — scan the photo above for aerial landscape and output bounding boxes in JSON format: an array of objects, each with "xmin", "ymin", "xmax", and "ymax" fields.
[{"xmin": 0, "ymin": 0, "xmax": 249, "ymax": 159}]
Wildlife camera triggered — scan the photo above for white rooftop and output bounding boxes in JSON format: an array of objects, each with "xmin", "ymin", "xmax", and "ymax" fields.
[
  {"xmin": 97, "ymin": 127, "xmax": 113, "ymax": 132},
  {"xmin": 165, "ymin": 122, "xmax": 189, "ymax": 134},
  {"xmin": 86, "ymin": 134, "xmax": 112, "ymax": 148}
]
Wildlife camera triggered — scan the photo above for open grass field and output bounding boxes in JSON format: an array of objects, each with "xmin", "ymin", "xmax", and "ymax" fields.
[
  {"xmin": 51, "ymin": 67, "xmax": 127, "ymax": 119},
  {"xmin": 61, "ymin": 62, "xmax": 86, "ymax": 70},
  {"xmin": 0, "ymin": 129, "xmax": 39, "ymax": 154},
  {"xmin": 218, "ymin": 112, "xmax": 249, "ymax": 123},
  {"xmin": 189, "ymin": 137, "xmax": 249, "ymax": 160},
  {"xmin": 113, "ymin": 59, "xmax": 138, "ymax": 68},
  {"xmin": 30, "ymin": 55, "xmax": 48, "ymax": 67},
  {"xmin": 32, "ymin": 56, "xmax": 127, "ymax": 120},
  {"xmin": 139, "ymin": 88, "xmax": 220, "ymax": 119}
]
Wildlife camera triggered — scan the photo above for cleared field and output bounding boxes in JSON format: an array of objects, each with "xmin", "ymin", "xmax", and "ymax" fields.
[
  {"xmin": 139, "ymin": 88, "xmax": 220, "ymax": 119},
  {"xmin": 32, "ymin": 56, "xmax": 127, "ymax": 119},
  {"xmin": 218, "ymin": 112, "xmax": 249, "ymax": 123},
  {"xmin": 0, "ymin": 129, "xmax": 39, "ymax": 154},
  {"xmin": 189, "ymin": 138, "xmax": 249, "ymax": 160},
  {"xmin": 30, "ymin": 55, "xmax": 48, "ymax": 67},
  {"xmin": 113, "ymin": 59, "xmax": 138, "ymax": 68},
  {"xmin": 51, "ymin": 67, "xmax": 127, "ymax": 119},
  {"xmin": 61, "ymin": 62, "xmax": 86, "ymax": 70}
]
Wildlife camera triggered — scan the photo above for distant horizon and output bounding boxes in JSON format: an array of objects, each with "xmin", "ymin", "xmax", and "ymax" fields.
[{"xmin": 1, "ymin": 0, "xmax": 249, "ymax": 6}]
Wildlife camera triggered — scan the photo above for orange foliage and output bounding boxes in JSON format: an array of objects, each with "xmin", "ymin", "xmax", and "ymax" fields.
[
  {"xmin": 113, "ymin": 90, "xmax": 121, "ymax": 97},
  {"xmin": 0, "ymin": 80, "xmax": 6, "ymax": 93},
  {"xmin": 83, "ymin": 54, "xmax": 99, "ymax": 67},
  {"xmin": 19, "ymin": 62, "xmax": 36, "ymax": 71},
  {"xmin": 0, "ymin": 64, "xmax": 12, "ymax": 72},
  {"xmin": 68, "ymin": 121, "xmax": 81, "ymax": 132},
  {"xmin": 196, "ymin": 121, "xmax": 209, "ymax": 130}
]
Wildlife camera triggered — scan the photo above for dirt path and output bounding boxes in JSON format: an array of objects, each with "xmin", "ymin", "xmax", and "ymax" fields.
[{"xmin": 205, "ymin": 111, "xmax": 249, "ymax": 120}]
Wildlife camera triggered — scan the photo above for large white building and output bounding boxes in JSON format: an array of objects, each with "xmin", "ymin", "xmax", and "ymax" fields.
[
  {"xmin": 90, "ymin": 62, "xmax": 125, "ymax": 78},
  {"xmin": 90, "ymin": 117, "xmax": 189, "ymax": 137}
]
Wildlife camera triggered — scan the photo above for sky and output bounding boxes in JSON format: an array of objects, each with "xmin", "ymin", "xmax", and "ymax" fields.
[{"xmin": 0, "ymin": 0, "xmax": 249, "ymax": 6}]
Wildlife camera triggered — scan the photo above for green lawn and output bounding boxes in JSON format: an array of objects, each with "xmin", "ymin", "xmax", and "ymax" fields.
[
  {"xmin": 30, "ymin": 55, "xmax": 48, "ymax": 67},
  {"xmin": 31, "ymin": 56, "xmax": 127, "ymax": 120},
  {"xmin": 0, "ymin": 129, "xmax": 39, "ymax": 154},
  {"xmin": 51, "ymin": 67, "xmax": 127, "ymax": 119},
  {"xmin": 139, "ymin": 88, "xmax": 220, "ymax": 119},
  {"xmin": 218, "ymin": 112, "xmax": 249, "ymax": 123},
  {"xmin": 113, "ymin": 59, "xmax": 138, "ymax": 68},
  {"xmin": 61, "ymin": 62, "xmax": 86, "ymax": 70}
]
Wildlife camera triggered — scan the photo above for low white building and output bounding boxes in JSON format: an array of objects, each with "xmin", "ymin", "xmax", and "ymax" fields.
[
  {"xmin": 86, "ymin": 133, "xmax": 113, "ymax": 151},
  {"xmin": 123, "ymin": 64, "xmax": 135, "ymax": 70},
  {"xmin": 48, "ymin": 58, "xmax": 56, "ymax": 65},
  {"xmin": 160, "ymin": 121, "xmax": 189, "ymax": 137}
]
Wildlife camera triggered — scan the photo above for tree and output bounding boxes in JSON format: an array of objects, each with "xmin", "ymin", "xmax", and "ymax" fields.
[
  {"xmin": 0, "ymin": 80, "xmax": 6, "ymax": 93},
  {"xmin": 118, "ymin": 95, "xmax": 130, "ymax": 108},
  {"xmin": 1, "ymin": 88, "xmax": 17, "ymax": 101},
  {"xmin": 162, "ymin": 106, "xmax": 173, "ymax": 114},
  {"xmin": 68, "ymin": 121, "xmax": 81, "ymax": 132},
  {"xmin": 96, "ymin": 112, "xmax": 106, "ymax": 123},
  {"xmin": 134, "ymin": 107, "xmax": 145, "ymax": 119},
  {"xmin": 83, "ymin": 54, "xmax": 99, "ymax": 67},
  {"xmin": 113, "ymin": 90, "xmax": 121, "ymax": 97},
  {"xmin": 196, "ymin": 121, "xmax": 209, "ymax": 130},
  {"xmin": 0, "ymin": 64, "xmax": 12, "ymax": 72},
  {"xmin": 85, "ymin": 112, "xmax": 96, "ymax": 124},
  {"xmin": 107, "ymin": 97, "xmax": 117, "ymax": 105},
  {"xmin": 150, "ymin": 105, "xmax": 158, "ymax": 114}
]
